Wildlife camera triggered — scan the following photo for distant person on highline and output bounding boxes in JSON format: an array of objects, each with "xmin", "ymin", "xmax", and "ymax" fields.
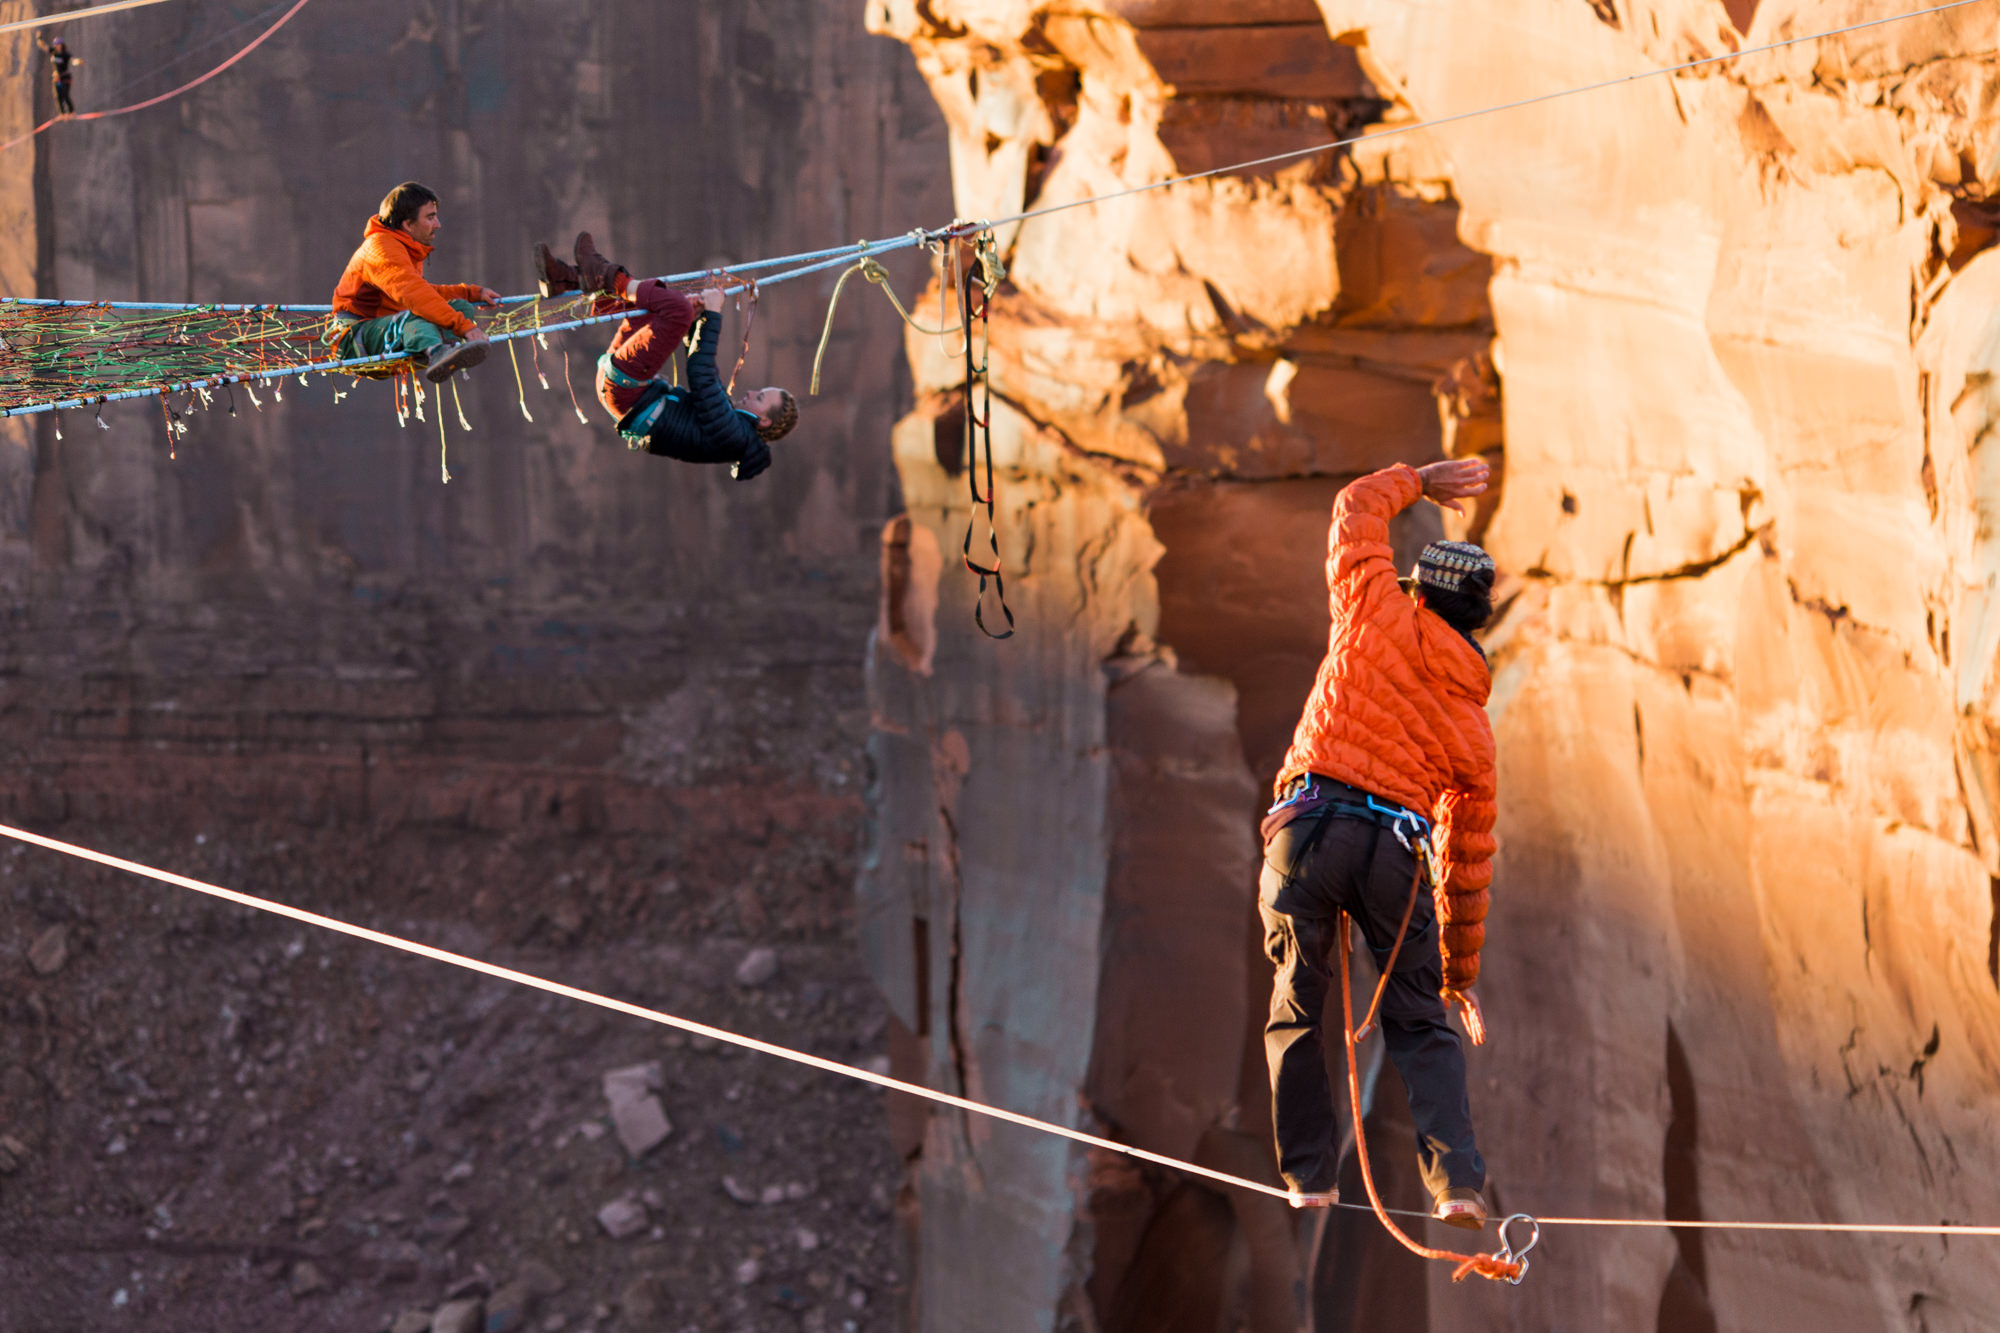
[
  {"xmin": 37, "ymin": 34, "xmax": 80, "ymax": 116},
  {"xmin": 1259, "ymin": 457, "xmax": 1498, "ymax": 1229},
  {"xmin": 327, "ymin": 182, "xmax": 501, "ymax": 383},
  {"xmin": 532, "ymin": 233, "xmax": 796, "ymax": 480}
]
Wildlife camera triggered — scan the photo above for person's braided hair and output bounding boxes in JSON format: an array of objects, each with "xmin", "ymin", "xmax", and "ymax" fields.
[{"xmin": 757, "ymin": 390, "xmax": 799, "ymax": 443}]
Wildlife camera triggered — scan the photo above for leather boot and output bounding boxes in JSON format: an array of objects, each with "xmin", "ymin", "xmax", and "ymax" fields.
[
  {"xmin": 573, "ymin": 232, "xmax": 627, "ymax": 296},
  {"xmin": 534, "ymin": 241, "xmax": 581, "ymax": 298},
  {"xmin": 424, "ymin": 336, "xmax": 490, "ymax": 383}
]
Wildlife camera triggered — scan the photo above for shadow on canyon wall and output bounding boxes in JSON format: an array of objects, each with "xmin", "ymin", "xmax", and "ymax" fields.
[{"xmin": 0, "ymin": 2, "xmax": 952, "ymax": 1330}]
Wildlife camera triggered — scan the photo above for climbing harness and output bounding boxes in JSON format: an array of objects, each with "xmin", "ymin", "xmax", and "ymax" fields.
[
  {"xmin": 957, "ymin": 227, "xmax": 1014, "ymax": 640},
  {"xmin": 596, "ymin": 350, "xmax": 651, "ymax": 393},
  {"xmin": 615, "ymin": 382, "xmax": 680, "ymax": 449}
]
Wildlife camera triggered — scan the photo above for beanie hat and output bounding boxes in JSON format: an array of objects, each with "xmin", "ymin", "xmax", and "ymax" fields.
[{"xmin": 1408, "ymin": 540, "xmax": 1495, "ymax": 594}]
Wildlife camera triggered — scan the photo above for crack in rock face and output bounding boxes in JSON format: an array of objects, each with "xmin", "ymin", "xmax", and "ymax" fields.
[{"xmin": 860, "ymin": 1, "xmax": 2000, "ymax": 1329}]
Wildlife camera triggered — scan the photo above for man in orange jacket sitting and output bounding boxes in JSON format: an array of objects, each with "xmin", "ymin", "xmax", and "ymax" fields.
[
  {"xmin": 329, "ymin": 182, "xmax": 501, "ymax": 383},
  {"xmin": 1260, "ymin": 457, "xmax": 1498, "ymax": 1228}
]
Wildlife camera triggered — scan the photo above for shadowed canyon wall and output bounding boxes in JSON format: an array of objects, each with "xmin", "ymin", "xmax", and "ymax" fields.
[
  {"xmin": 0, "ymin": 4, "xmax": 953, "ymax": 1328},
  {"xmin": 0, "ymin": 0, "xmax": 950, "ymax": 838},
  {"xmin": 857, "ymin": 2, "xmax": 2000, "ymax": 1330}
]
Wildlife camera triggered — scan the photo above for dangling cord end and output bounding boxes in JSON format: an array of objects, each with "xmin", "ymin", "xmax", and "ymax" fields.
[
  {"xmin": 438, "ymin": 384, "xmax": 452, "ymax": 484},
  {"xmin": 507, "ymin": 338, "xmax": 535, "ymax": 422},
  {"xmin": 450, "ymin": 377, "xmax": 472, "ymax": 432},
  {"xmin": 561, "ymin": 346, "xmax": 590, "ymax": 425}
]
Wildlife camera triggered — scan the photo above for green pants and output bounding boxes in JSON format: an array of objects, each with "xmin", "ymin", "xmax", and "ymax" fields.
[{"xmin": 338, "ymin": 299, "xmax": 479, "ymax": 360}]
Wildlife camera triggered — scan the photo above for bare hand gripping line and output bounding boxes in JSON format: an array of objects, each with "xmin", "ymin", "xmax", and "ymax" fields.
[{"xmin": 2, "ymin": 821, "xmax": 1995, "ymax": 1253}]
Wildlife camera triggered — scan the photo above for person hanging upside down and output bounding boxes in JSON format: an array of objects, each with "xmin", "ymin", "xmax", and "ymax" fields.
[
  {"xmin": 328, "ymin": 182, "xmax": 501, "ymax": 383},
  {"xmin": 1259, "ymin": 458, "xmax": 1498, "ymax": 1229},
  {"xmin": 534, "ymin": 233, "xmax": 797, "ymax": 480},
  {"xmin": 37, "ymin": 35, "xmax": 80, "ymax": 116}
]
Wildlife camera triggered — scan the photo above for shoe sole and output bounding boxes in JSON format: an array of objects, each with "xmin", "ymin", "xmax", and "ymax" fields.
[
  {"xmin": 1434, "ymin": 1208, "xmax": 1486, "ymax": 1231},
  {"xmin": 424, "ymin": 340, "xmax": 490, "ymax": 383},
  {"xmin": 535, "ymin": 244, "xmax": 579, "ymax": 299},
  {"xmin": 1286, "ymin": 1192, "xmax": 1339, "ymax": 1209}
]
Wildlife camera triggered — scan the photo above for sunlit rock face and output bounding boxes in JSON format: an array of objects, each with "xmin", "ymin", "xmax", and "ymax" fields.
[{"xmin": 859, "ymin": 1, "xmax": 2000, "ymax": 1329}]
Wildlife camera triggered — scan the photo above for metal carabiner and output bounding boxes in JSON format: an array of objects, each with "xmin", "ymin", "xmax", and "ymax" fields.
[
  {"xmin": 1364, "ymin": 794, "xmax": 1424, "ymax": 852},
  {"xmin": 1492, "ymin": 1213, "xmax": 1540, "ymax": 1286}
]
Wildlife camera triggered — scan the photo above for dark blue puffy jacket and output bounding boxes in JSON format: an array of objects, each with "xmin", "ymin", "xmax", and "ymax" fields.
[{"xmin": 614, "ymin": 311, "xmax": 771, "ymax": 481}]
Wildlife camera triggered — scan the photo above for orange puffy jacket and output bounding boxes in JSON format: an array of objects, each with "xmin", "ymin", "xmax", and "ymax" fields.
[
  {"xmin": 1275, "ymin": 464, "xmax": 1498, "ymax": 991},
  {"xmin": 329, "ymin": 217, "xmax": 483, "ymax": 339}
]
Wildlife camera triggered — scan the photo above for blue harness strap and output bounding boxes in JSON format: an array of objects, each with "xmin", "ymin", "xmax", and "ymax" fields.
[
  {"xmin": 617, "ymin": 380, "xmax": 681, "ymax": 448},
  {"xmin": 598, "ymin": 352, "xmax": 651, "ymax": 393}
]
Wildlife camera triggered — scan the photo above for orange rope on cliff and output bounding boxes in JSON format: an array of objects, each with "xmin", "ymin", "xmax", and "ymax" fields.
[{"xmin": 2, "ymin": 819, "xmax": 1998, "ymax": 1259}]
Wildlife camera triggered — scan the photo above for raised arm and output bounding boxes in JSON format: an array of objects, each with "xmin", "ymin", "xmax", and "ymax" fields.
[
  {"xmin": 1326, "ymin": 464, "xmax": 1423, "ymax": 609},
  {"xmin": 684, "ymin": 310, "xmax": 729, "ymax": 426}
]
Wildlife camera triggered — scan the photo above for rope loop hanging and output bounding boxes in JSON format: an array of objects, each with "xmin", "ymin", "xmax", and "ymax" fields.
[
  {"xmin": 809, "ymin": 241, "xmax": 969, "ymax": 395},
  {"xmin": 726, "ymin": 277, "xmax": 760, "ymax": 397}
]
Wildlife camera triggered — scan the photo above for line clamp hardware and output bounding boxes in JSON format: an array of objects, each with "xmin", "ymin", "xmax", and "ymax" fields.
[{"xmin": 1492, "ymin": 1213, "xmax": 1541, "ymax": 1286}]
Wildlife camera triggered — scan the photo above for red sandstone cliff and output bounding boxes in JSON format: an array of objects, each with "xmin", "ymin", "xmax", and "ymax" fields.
[{"xmin": 859, "ymin": 2, "xmax": 2000, "ymax": 1329}]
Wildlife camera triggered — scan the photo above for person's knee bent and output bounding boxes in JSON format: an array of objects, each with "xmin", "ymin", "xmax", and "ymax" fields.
[{"xmin": 396, "ymin": 317, "xmax": 449, "ymax": 355}]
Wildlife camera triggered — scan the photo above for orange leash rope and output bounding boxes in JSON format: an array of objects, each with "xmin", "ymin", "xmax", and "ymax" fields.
[
  {"xmin": 1338, "ymin": 910, "xmax": 1527, "ymax": 1284},
  {"xmin": 1351, "ymin": 856, "xmax": 1422, "ymax": 1043}
]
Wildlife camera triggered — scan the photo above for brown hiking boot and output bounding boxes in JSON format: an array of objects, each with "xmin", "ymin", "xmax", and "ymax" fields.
[
  {"xmin": 573, "ymin": 231, "xmax": 627, "ymax": 296},
  {"xmin": 424, "ymin": 336, "xmax": 490, "ymax": 383},
  {"xmin": 1432, "ymin": 1186, "xmax": 1488, "ymax": 1231},
  {"xmin": 535, "ymin": 241, "xmax": 580, "ymax": 298}
]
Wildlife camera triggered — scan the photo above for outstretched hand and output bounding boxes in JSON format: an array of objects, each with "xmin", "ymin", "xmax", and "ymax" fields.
[
  {"xmin": 1416, "ymin": 458, "xmax": 1491, "ymax": 515},
  {"xmin": 1444, "ymin": 988, "xmax": 1488, "ymax": 1046},
  {"xmin": 699, "ymin": 286, "xmax": 726, "ymax": 314},
  {"xmin": 476, "ymin": 287, "xmax": 502, "ymax": 308}
]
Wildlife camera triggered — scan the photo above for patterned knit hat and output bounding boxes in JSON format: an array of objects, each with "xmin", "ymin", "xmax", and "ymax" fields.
[{"xmin": 1409, "ymin": 540, "xmax": 1495, "ymax": 594}]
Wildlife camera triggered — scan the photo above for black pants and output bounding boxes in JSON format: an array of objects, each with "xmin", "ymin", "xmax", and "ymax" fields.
[
  {"xmin": 1259, "ymin": 808, "xmax": 1485, "ymax": 1197},
  {"xmin": 54, "ymin": 81, "xmax": 73, "ymax": 115}
]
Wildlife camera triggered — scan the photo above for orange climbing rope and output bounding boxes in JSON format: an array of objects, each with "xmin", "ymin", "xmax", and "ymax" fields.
[{"xmin": 1337, "ymin": 909, "xmax": 1527, "ymax": 1283}]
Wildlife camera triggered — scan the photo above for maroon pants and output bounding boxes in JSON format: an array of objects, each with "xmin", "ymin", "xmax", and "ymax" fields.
[{"xmin": 595, "ymin": 279, "xmax": 696, "ymax": 418}]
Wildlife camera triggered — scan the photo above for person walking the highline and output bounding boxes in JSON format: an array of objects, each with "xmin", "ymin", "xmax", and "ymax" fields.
[
  {"xmin": 1259, "ymin": 457, "xmax": 1498, "ymax": 1229},
  {"xmin": 37, "ymin": 34, "xmax": 81, "ymax": 116},
  {"xmin": 327, "ymin": 182, "xmax": 501, "ymax": 383}
]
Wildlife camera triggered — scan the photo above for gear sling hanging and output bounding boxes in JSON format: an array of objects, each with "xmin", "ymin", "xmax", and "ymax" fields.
[{"xmin": 958, "ymin": 232, "xmax": 1014, "ymax": 640}]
